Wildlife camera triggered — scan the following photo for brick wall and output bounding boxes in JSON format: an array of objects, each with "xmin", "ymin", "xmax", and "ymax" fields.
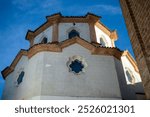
[{"xmin": 120, "ymin": 0, "xmax": 150, "ymax": 99}]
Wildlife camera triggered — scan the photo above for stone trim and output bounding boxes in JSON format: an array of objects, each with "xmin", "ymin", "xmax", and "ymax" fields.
[
  {"xmin": 61, "ymin": 18, "xmax": 89, "ymax": 23},
  {"xmin": 122, "ymin": 50, "xmax": 139, "ymax": 73},
  {"xmin": 28, "ymin": 44, "xmax": 62, "ymax": 58},
  {"xmin": 2, "ymin": 37, "xmax": 122, "ymax": 79},
  {"xmin": 60, "ymin": 37, "xmax": 95, "ymax": 51},
  {"xmin": 52, "ymin": 22, "xmax": 59, "ymax": 43},
  {"xmin": 111, "ymin": 39, "xmax": 115, "ymax": 47},
  {"xmin": 92, "ymin": 47, "xmax": 122, "ymax": 60},
  {"xmin": 26, "ymin": 13, "xmax": 116, "ymax": 44},
  {"xmin": 95, "ymin": 22, "xmax": 118, "ymax": 41},
  {"xmin": 88, "ymin": 21, "xmax": 97, "ymax": 43},
  {"xmin": 110, "ymin": 30, "xmax": 118, "ymax": 40},
  {"xmin": 25, "ymin": 22, "xmax": 52, "ymax": 44},
  {"xmin": 67, "ymin": 55, "xmax": 88, "ymax": 75},
  {"xmin": 1, "ymin": 50, "xmax": 28, "ymax": 78},
  {"xmin": 29, "ymin": 39, "xmax": 34, "ymax": 47}
]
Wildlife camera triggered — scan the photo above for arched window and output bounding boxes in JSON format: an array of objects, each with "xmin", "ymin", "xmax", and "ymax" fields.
[
  {"xmin": 41, "ymin": 37, "xmax": 48, "ymax": 44},
  {"xmin": 68, "ymin": 30, "xmax": 80, "ymax": 39},
  {"xmin": 100, "ymin": 37, "xmax": 107, "ymax": 47},
  {"xmin": 126, "ymin": 68, "xmax": 135, "ymax": 84},
  {"xmin": 17, "ymin": 71, "xmax": 25, "ymax": 85}
]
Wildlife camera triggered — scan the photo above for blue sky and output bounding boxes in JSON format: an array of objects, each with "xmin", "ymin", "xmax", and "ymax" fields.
[{"xmin": 0, "ymin": 0, "xmax": 134, "ymax": 99}]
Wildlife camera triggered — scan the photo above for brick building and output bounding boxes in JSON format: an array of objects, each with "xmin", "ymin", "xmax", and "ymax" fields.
[{"xmin": 120, "ymin": 0, "xmax": 150, "ymax": 99}]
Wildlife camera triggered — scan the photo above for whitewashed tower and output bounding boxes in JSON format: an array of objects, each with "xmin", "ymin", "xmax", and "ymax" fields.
[{"xmin": 1, "ymin": 13, "xmax": 144, "ymax": 100}]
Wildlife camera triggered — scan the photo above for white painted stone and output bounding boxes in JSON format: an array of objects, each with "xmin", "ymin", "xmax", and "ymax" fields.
[
  {"xmin": 58, "ymin": 23, "xmax": 91, "ymax": 42},
  {"xmin": 34, "ymin": 26, "xmax": 52, "ymax": 44},
  {"xmin": 121, "ymin": 56, "xmax": 142, "ymax": 84},
  {"xmin": 3, "ymin": 44, "xmax": 124, "ymax": 100},
  {"xmin": 95, "ymin": 26, "xmax": 113, "ymax": 47},
  {"xmin": 2, "ymin": 56, "xmax": 28, "ymax": 99},
  {"xmin": 40, "ymin": 44, "xmax": 121, "ymax": 99},
  {"xmin": 2, "ymin": 20, "xmax": 144, "ymax": 100},
  {"xmin": 121, "ymin": 56, "xmax": 144, "ymax": 94}
]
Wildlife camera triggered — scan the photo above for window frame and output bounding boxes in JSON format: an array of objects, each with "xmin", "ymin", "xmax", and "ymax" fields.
[
  {"xmin": 17, "ymin": 71, "xmax": 25, "ymax": 85},
  {"xmin": 125, "ymin": 68, "xmax": 135, "ymax": 84},
  {"xmin": 100, "ymin": 37, "xmax": 107, "ymax": 47},
  {"xmin": 68, "ymin": 29, "xmax": 80, "ymax": 39},
  {"xmin": 41, "ymin": 37, "xmax": 48, "ymax": 44}
]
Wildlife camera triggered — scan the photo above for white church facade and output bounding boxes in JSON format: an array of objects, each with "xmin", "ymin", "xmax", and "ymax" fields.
[{"xmin": 1, "ymin": 13, "xmax": 145, "ymax": 100}]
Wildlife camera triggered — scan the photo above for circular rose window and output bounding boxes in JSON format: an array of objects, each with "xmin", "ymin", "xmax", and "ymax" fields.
[{"xmin": 67, "ymin": 55, "xmax": 88, "ymax": 75}]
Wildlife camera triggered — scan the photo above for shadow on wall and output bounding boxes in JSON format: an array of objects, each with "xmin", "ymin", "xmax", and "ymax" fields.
[
  {"xmin": 125, "ymin": 82, "xmax": 145, "ymax": 100},
  {"xmin": 132, "ymin": 82, "xmax": 146, "ymax": 100}
]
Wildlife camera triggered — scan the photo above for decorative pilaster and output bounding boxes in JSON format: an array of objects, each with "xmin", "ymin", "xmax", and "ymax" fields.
[
  {"xmin": 29, "ymin": 39, "xmax": 34, "ymax": 47},
  {"xmin": 86, "ymin": 13, "xmax": 99, "ymax": 43},
  {"xmin": 52, "ymin": 21, "xmax": 59, "ymax": 43},
  {"xmin": 111, "ymin": 40, "xmax": 115, "ymax": 47},
  {"xmin": 26, "ymin": 31, "xmax": 35, "ymax": 47},
  {"xmin": 88, "ymin": 21, "xmax": 97, "ymax": 43}
]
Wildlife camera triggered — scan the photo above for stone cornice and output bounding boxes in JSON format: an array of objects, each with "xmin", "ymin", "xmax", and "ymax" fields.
[
  {"xmin": 25, "ymin": 13, "xmax": 116, "ymax": 41},
  {"xmin": 110, "ymin": 30, "xmax": 118, "ymax": 40},
  {"xmin": 95, "ymin": 22, "xmax": 118, "ymax": 40},
  {"xmin": 28, "ymin": 43, "xmax": 62, "ymax": 58},
  {"xmin": 1, "ymin": 49, "xmax": 28, "ymax": 78},
  {"xmin": 122, "ymin": 50, "xmax": 139, "ymax": 73},
  {"xmin": 1, "ymin": 37, "xmax": 122, "ymax": 79}
]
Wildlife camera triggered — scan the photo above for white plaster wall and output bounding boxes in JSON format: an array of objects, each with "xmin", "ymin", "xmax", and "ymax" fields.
[
  {"xmin": 121, "ymin": 56, "xmax": 144, "ymax": 93},
  {"xmin": 2, "ymin": 54, "xmax": 45, "ymax": 100},
  {"xmin": 19, "ymin": 53, "xmax": 44, "ymax": 99},
  {"xmin": 114, "ymin": 57, "xmax": 136, "ymax": 99},
  {"xmin": 95, "ymin": 26, "xmax": 113, "ymax": 47},
  {"xmin": 3, "ymin": 44, "xmax": 128, "ymax": 100},
  {"xmin": 121, "ymin": 56, "xmax": 142, "ymax": 84},
  {"xmin": 34, "ymin": 26, "xmax": 52, "ymax": 44},
  {"xmin": 40, "ymin": 44, "xmax": 121, "ymax": 99},
  {"xmin": 2, "ymin": 72, "xmax": 16, "ymax": 99},
  {"xmin": 58, "ymin": 23, "xmax": 91, "ymax": 42},
  {"xmin": 2, "ymin": 56, "xmax": 28, "ymax": 99}
]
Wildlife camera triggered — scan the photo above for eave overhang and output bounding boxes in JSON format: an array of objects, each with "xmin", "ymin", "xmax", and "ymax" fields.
[
  {"xmin": 2, "ymin": 37, "xmax": 122, "ymax": 79},
  {"xmin": 25, "ymin": 12, "xmax": 117, "ymax": 41},
  {"xmin": 122, "ymin": 50, "xmax": 139, "ymax": 73}
]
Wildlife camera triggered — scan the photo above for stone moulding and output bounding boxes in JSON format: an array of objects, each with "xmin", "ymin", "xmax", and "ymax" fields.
[
  {"xmin": 25, "ymin": 13, "xmax": 118, "ymax": 43},
  {"xmin": 1, "ymin": 37, "xmax": 123, "ymax": 79},
  {"xmin": 122, "ymin": 50, "xmax": 139, "ymax": 73},
  {"xmin": 67, "ymin": 55, "xmax": 88, "ymax": 75}
]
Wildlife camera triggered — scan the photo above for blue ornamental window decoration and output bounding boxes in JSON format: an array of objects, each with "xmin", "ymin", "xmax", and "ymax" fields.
[
  {"xmin": 69, "ymin": 60, "xmax": 84, "ymax": 74},
  {"xmin": 67, "ymin": 55, "xmax": 88, "ymax": 75}
]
